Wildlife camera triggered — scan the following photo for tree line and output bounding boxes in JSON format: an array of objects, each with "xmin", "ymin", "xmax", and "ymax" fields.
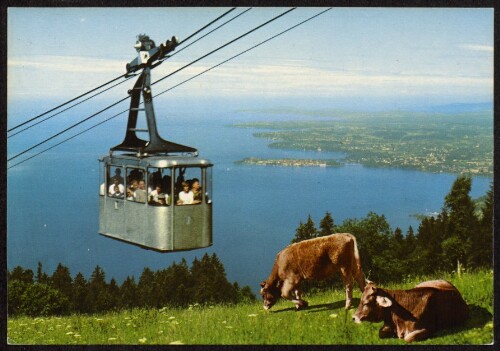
[
  {"xmin": 291, "ymin": 175, "xmax": 492, "ymax": 287},
  {"xmin": 8, "ymin": 253, "xmax": 256, "ymax": 317}
]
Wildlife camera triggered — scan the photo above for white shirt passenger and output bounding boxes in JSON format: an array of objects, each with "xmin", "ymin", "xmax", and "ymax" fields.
[{"xmin": 178, "ymin": 190, "xmax": 194, "ymax": 205}]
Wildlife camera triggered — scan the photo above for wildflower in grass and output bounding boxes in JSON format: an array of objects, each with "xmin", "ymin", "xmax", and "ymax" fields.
[
  {"xmin": 95, "ymin": 318, "xmax": 104, "ymax": 322},
  {"xmin": 247, "ymin": 314, "xmax": 257, "ymax": 317},
  {"xmin": 169, "ymin": 340, "xmax": 184, "ymax": 345},
  {"xmin": 138, "ymin": 337, "xmax": 147, "ymax": 344},
  {"xmin": 158, "ymin": 330, "xmax": 164, "ymax": 334},
  {"xmin": 74, "ymin": 334, "xmax": 81, "ymax": 338},
  {"xmin": 66, "ymin": 332, "xmax": 74, "ymax": 335},
  {"xmin": 329, "ymin": 313, "xmax": 338, "ymax": 318},
  {"xmin": 108, "ymin": 337, "xmax": 117, "ymax": 341},
  {"xmin": 168, "ymin": 316, "xmax": 175, "ymax": 320}
]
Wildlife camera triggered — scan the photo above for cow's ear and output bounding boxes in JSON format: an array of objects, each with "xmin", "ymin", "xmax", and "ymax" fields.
[
  {"xmin": 376, "ymin": 296, "xmax": 392, "ymax": 308},
  {"xmin": 260, "ymin": 281, "xmax": 266, "ymax": 288}
]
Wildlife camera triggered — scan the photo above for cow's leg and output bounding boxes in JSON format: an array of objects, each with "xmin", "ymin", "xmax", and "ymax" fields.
[
  {"xmin": 340, "ymin": 267, "xmax": 353, "ymax": 309},
  {"xmin": 281, "ymin": 280, "xmax": 308, "ymax": 310},
  {"xmin": 379, "ymin": 325, "xmax": 395, "ymax": 339},
  {"xmin": 404, "ymin": 329, "xmax": 430, "ymax": 343}
]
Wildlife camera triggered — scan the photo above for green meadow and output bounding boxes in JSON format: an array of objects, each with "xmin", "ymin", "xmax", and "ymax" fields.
[{"xmin": 8, "ymin": 270, "xmax": 492, "ymax": 345}]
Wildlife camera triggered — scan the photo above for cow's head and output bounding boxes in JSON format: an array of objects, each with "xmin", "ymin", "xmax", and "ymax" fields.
[
  {"xmin": 352, "ymin": 282, "xmax": 392, "ymax": 323},
  {"xmin": 260, "ymin": 280, "xmax": 281, "ymax": 310}
]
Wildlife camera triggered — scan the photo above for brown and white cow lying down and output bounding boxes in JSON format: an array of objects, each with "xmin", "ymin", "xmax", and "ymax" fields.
[
  {"xmin": 352, "ymin": 280, "xmax": 469, "ymax": 343},
  {"xmin": 260, "ymin": 233, "xmax": 367, "ymax": 311}
]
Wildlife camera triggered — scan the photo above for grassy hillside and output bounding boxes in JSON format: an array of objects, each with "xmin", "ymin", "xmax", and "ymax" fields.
[{"xmin": 8, "ymin": 270, "xmax": 493, "ymax": 345}]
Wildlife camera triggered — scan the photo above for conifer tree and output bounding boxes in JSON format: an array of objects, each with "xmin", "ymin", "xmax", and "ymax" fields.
[
  {"xmin": 72, "ymin": 272, "xmax": 88, "ymax": 313},
  {"xmin": 404, "ymin": 226, "xmax": 416, "ymax": 255},
  {"xmin": 51, "ymin": 263, "xmax": 73, "ymax": 300},
  {"xmin": 36, "ymin": 262, "xmax": 49, "ymax": 285},
  {"xmin": 319, "ymin": 211, "xmax": 335, "ymax": 236},
  {"xmin": 86, "ymin": 265, "xmax": 111, "ymax": 313},
  {"xmin": 137, "ymin": 267, "xmax": 156, "ymax": 307},
  {"xmin": 291, "ymin": 215, "xmax": 318, "ymax": 243},
  {"xmin": 120, "ymin": 276, "xmax": 138, "ymax": 309},
  {"xmin": 9, "ymin": 266, "xmax": 34, "ymax": 284},
  {"xmin": 442, "ymin": 175, "xmax": 478, "ymax": 268},
  {"xmin": 107, "ymin": 278, "xmax": 121, "ymax": 310},
  {"xmin": 469, "ymin": 184, "xmax": 493, "ymax": 268}
]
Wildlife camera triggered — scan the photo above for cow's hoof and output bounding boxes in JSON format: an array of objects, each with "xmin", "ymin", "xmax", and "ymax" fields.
[{"xmin": 295, "ymin": 301, "xmax": 308, "ymax": 310}]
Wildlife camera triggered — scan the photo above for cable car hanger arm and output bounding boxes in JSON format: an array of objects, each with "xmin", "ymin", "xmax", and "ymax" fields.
[{"xmin": 126, "ymin": 35, "xmax": 179, "ymax": 75}]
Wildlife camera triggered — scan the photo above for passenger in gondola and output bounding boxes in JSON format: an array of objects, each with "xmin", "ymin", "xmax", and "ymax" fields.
[
  {"xmin": 109, "ymin": 178, "xmax": 124, "ymax": 198},
  {"xmin": 111, "ymin": 168, "xmax": 124, "ymax": 184},
  {"xmin": 155, "ymin": 193, "xmax": 168, "ymax": 206},
  {"xmin": 126, "ymin": 188, "xmax": 135, "ymax": 201},
  {"xmin": 148, "ymin": 185, "xmax": 163, "ymax": 204},
  {"xmin": 149, "ymin": 169, "xmax": 162, "ymax": 191},
  {"xmin": 191, "ymin": 178, "xmax": 202, "ymax": 204},
  {"xmin": 134, "ymin": 180, "xmax": 147, "ymax": 203},
  {"xmin": 128, "ymin": 179, "xmax": 138, "ymax": 192},
  {"xmin": 177, "ymin": 181, "xmax": 194, "ymax": 205}
]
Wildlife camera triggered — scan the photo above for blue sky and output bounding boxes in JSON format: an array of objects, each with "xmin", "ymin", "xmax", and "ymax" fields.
[{"xmin": 8, "ymin": 7, "xmax": 493, "ymax": 106}]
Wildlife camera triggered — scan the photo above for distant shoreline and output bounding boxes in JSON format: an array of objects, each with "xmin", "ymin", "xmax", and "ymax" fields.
[
  {"xmin": 232, "ymin": 109, "xmax": 493, "ymax": 177},
  {"xmin": 235, "ymin": 157, "xmax": 342, "ymax": 168}
]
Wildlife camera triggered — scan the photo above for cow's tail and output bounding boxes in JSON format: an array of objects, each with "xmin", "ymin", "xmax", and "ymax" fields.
[{"xmin": 349, "ymin": 234, "xmax": 369, "ymax": 291}]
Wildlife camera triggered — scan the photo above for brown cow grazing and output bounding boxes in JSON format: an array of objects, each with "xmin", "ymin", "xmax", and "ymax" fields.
[
  {"xmin": 260, "ymin": 233, "xmax": 367, "ymax": 311},
  {"xmin": 352, "ymin": 280, "xmax": 469, "ymax": 343}
]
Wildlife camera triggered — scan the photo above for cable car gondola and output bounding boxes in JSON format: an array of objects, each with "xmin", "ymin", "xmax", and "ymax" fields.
[{"xmin": 98, "ymin": 34, "xmax": 213, "ymax": 252}]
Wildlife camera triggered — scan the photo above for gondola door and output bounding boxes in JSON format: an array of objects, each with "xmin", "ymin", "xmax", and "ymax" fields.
[{"xmin": 100, "ymin": 164, "xmax": 126, "ymax": 238}]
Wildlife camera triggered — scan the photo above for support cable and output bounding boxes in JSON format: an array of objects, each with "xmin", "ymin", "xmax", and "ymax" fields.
[
  {"xmin": 7, "ymin": 74, "xmax": 127, "ymax": 133},
  {"xmin": 8, "ymin": 7, "xmax": 323, "ymax": 169},
  {"xmin": 7, "ymin": 75, "xmax": 137, "ymax": 139},
  {"xmin": 7, "ymin": 7, "xmax": 237, "ymax": 134},
  {"xmin": 151, "ymin": 8, "xmax": 296, "ymax": 87},
  {"xmin": 156, "ymin": 8, "xmax": 252, "ymax": 63}
]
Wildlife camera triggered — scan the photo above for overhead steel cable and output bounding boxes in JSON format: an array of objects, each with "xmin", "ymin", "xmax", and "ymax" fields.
[
  {"xmin": 155, "ymin": 7, "xmax": 252, "ymax": 63},
  {"xmin": 8, "ymin": 7, "xmax": 297, "ymax": 164},
  {"xmin": 7, "ymin": 74, "xmax": 128, "ymax": 133},
  {"xmin": 151, "ymin": 7, "xmax": 296, "ymax": 87},
  {"xmin": 7, "ymin": 7, "xmax": 237, "ymax": 134},
  {"xmin": 7, "ymin": 74, "xmax": 137, "ymax": 139},
  {"xmin": 177, "ymin": 7, "xmax": 236, "ymax": 46},
  {"xmin": 8, "ymin": 9, "xmax": 331, "ymax": 170},
  {"xmin": 154, "ymin": 8, "xmax": 333, "ymax": 100},
  {"xmin": 8, "ymin": 97, "xmax": 130, "ymax": 162}
]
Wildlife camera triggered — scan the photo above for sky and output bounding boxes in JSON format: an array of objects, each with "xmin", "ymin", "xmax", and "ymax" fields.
[{"xmin": 7, "ymin": 7, "xmax": 493, "ymax": 109}]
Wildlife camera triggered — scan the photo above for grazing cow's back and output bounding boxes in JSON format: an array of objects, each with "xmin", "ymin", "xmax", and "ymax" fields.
[
  {"xmin": 260, "ymin": 233, "xmax": 367, "ymax": 310},
  {"xmin": 353, "ymin": 280, "xmax": 468, "ymax": 342}
]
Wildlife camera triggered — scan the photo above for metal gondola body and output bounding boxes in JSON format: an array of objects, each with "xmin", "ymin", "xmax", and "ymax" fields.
[{"xmin": 98, "ymin": 34, "xmax": 213, "ymax": 252}]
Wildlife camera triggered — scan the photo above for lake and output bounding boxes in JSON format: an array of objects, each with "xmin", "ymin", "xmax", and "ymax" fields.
[{"xmin": 7, "ymin": 98, "xmax": 492, "ymax": 292}]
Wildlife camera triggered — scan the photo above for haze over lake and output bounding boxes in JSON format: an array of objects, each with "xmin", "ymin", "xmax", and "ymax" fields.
[{"xmin": 7, "ymin": 97, "xmax": 492, "ymax": 292}]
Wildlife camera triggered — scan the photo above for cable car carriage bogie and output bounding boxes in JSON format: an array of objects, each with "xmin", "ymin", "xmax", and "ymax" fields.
[{"xmin": 98, "ymin": 34, "xmax": 213, "ymax": 252}]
